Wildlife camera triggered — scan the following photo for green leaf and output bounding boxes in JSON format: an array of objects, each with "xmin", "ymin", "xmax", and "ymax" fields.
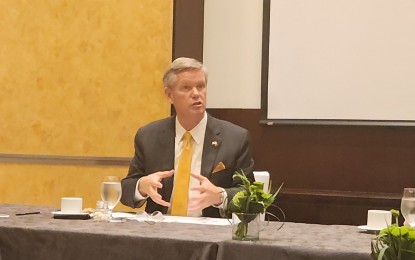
[
  {"xmin": 264, "ymin": 182, "xmax": 284, "ymax": 208},
  {"xmin": 232, "ymin": 171, "xmax": 251, "ymax": 191},
  {"xmin": 253, "ymin": 182, "xmax": 264, "ymax": 190},
  {"xmin": 249, "ymin": 201, "xmax": 265, "ymax": 214},
  {"xmin": 377, "ymin": 245, "xmax": 389, "ymax": 260},
  {"xmin": 229, "ymin": 191, "xmax": 248, "ymax": 212},
  {"xmin": 227, "ymin": 201, "xmax": 241, "ymax": 213}
]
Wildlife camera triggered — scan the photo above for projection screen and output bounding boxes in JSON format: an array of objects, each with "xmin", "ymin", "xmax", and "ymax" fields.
[{"xmin": 262, "ymin": 0, "xmax": 415, "ymax": 126}]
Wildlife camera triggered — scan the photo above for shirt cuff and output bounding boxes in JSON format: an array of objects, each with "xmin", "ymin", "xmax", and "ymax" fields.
[{"xmin": 134, "ymin": 178, "xmax": 149, "ymax": 202}]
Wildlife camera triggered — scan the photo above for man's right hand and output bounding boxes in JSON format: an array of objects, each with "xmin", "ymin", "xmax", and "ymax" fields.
[{"xmin": 138, "ymin": 170, "xmax": 174, "ymax": 207}]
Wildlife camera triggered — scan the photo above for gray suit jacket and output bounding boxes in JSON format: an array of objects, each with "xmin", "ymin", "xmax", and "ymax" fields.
[{"xmin": 120, "ymin": 114, "xmax": 254, "ymax": 218}]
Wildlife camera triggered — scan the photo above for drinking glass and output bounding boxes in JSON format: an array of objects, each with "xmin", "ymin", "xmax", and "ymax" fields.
[
  {"xmin": 101, "ymin": 176, "xmax": 122, "ymax": 220},
  {"xmin": 401, "ymin": 188, "xmax": 415, "ymax": 227}
]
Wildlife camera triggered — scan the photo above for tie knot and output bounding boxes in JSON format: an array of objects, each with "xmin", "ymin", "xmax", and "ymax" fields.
[
  {"xmin": 183, "ymin": 131, "xmax": 192, "ymax": 141},
  {"xmin": 182, "ymin": 131, "xmax": 192, "ymax": 150}
]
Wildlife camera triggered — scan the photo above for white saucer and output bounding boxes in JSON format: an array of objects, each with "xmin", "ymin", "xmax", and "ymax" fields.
[
  {"xmin": 51, "ymin": 211, "xmax": 90, "ymax": 216},
  {"xmin": 358, "ymin": 225, "xmax": 382, "ymax": 231}
]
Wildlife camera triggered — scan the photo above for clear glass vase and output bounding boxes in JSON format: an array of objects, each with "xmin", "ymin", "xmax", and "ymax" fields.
[{"xmin": 232, "ymin": 213, "xmax": 260, "ymax": 241}]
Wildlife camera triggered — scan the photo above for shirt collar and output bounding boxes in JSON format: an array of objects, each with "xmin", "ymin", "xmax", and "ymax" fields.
[{"xmin": 175, "ymin": 112, "xmax": 207, "ymax": 145}]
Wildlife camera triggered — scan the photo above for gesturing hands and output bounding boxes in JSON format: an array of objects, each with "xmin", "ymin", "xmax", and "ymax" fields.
[
  {"xmin": 137, "ymin": 170, "xmax": 174, "ymax": 207},
  {"xmin": 187, "ymin": 173, "xmax": 223, "ymax": 212},
  {"xmin": 138, "ymin": 171, "xmax": 224, "ymax": 212}
]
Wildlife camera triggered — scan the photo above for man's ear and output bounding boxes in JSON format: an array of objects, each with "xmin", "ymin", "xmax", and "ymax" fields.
[{"xmin": 165, "ymin": 87, "xmax": 173, "ymax": 104}]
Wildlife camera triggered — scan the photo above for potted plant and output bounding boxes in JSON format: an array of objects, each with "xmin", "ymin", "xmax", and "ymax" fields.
[
  {"xmin": 226, "ymin": 171, "xmax": 284, "ymax": 241},
  {"xmin": 371, "ymin": 209, "xmax": 415, "ymax": 260}
]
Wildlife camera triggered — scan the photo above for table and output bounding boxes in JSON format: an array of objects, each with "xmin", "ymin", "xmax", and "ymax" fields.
[{"xmin": 0, "ymin": 204, "xmax": 373, "ymax": 260}]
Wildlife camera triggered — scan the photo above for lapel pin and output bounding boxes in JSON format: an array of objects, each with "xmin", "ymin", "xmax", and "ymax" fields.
[{"xmin": 212, "ymin": 141, "xmax": 218, "ymax": 147}]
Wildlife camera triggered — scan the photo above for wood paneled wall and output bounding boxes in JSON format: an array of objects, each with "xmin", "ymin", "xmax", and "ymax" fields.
[{"xmin": 208, "ymin": 109, "xmax": 410, "ymax": 225}]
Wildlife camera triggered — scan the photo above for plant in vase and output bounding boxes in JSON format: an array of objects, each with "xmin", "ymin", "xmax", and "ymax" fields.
[
  {"xmin": 226, "ymin": 171, "xmax": 283, "ymax": 241},
  {"xmin": 371, "ymin": 209, "xmax": 415, "ymax": 260}
]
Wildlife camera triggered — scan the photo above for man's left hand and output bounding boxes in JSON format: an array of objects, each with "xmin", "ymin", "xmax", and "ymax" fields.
[{"xmin": 187, "ymin": 173, "xmax": 223, "ymax": 212}]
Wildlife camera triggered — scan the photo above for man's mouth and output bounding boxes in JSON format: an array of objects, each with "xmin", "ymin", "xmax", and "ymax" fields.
[{"xmin": 192, "ymin": 101, "xmax": 203, "ymax": 106}]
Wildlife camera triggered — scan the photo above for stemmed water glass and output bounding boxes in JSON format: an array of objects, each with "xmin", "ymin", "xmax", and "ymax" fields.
[
  {"xmin": 401, "ymin": 188, "xmax": 415, "ymax": 228},
  {"xmin": 101, "ymin": 176, "xmax": 122, "ymax": 220}
]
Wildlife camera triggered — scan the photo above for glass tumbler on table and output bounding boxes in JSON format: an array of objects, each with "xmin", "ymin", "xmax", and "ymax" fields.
[
  {"xmin": 101, "ymin": 176, "xmax": 122, "ymax": 220},
  {"xmin": 401, "ymin": 188, "xmax": 415, "ymax": 228}
]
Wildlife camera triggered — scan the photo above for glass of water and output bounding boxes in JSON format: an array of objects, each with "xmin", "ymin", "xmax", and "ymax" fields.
[
  {"xmin": 101, "ymin": 176, "xmax": 122, "ymax": 220},
  {"xmin": 401, "ymin": 188, "xmax": 415, "ymax": 227}
]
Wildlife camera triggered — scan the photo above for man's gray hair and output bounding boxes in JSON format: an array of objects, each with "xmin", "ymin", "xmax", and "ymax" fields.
[{"xmin": 163, "ymin": 57, "xmax": 208, "ymax": 88}]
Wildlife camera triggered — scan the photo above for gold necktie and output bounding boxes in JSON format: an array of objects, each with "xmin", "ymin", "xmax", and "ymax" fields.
[{"xmin": 171, "ymin": 131, "xmax": 193, "ymax": 216}]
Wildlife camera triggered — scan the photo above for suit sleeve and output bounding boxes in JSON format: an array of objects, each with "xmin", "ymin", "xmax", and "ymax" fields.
[{"xmin": 120, "ymin": 128, "xmax": 147, "ymax": 209}]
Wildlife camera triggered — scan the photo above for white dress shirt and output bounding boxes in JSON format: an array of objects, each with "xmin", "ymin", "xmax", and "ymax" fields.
[{"xmin": 171, "ymin": 113, "xmax": 207, "ymax": 216}]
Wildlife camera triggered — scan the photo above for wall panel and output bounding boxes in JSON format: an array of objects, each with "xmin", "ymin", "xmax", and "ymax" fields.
[
  {"xmin": 0, "ymin": 0, "xmax": 172, "ymax": 157},
  {"xmin": 0, "ymin": 0, "xmax": 172, "ymax": 208},
  {"xmin": 0, "ymin": 163, "xmax": 131, "ymax": 211}
]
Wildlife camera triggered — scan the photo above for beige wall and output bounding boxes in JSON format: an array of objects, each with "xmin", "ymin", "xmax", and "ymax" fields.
[
  {"xmin": 0, "ymin": 0, "xmax": 172, "ymax": 209},
  {"xmin": 0, "ymin": 164, "xmax": 129, "ymax": 210}
]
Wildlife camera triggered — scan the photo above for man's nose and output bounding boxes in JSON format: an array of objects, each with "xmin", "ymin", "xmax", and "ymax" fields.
[{"xmin": 190, "ymin": 87, "xmax": 200, "ymax": 97}]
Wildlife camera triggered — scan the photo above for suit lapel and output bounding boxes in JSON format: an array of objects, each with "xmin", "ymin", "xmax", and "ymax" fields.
[
  {"xmin": 201, "ymin": 115, "xmax": 221, "ymax": 178},
  {"xmin": 157, "ymin": 117, "xmax": 175, "ymax": 159},
  {"xmin": 158, "ymin": 117, "xmax": 176, "ymax": 205}
]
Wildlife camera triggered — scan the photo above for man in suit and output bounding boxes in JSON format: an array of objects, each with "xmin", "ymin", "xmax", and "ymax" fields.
[{"xmin": 120, "ymin": 57, "xmax": 254, "ymax": 218}]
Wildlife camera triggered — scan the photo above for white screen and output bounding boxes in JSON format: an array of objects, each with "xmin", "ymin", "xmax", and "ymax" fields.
[{"xmin": 267, "ymin": 0, "xmax": 415, "ymax": 122}]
